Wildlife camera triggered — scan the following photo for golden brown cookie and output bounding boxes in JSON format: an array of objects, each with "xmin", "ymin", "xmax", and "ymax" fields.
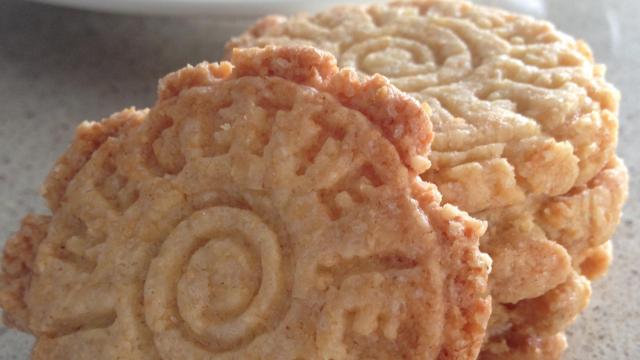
[
  {"xmin": 228, "ymin": 2, "xmax": 630, "ymax": 358},
  {"xmin": 0, "ymin": 46, "xmax": 491, "ymax": 360}
]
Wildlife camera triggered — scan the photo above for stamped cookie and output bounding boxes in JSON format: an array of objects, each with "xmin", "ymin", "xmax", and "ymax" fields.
[
  {"xmin": 228, "ymin": 1, "xmax": 629, "ymax": 358},
  {"xmin": 0, "ymin": 46, "xmax": 491, "ymax": 360}
]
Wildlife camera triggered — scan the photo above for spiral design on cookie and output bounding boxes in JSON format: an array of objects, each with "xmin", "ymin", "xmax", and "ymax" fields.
[
  {"xmin": 109, "ymin": 47, "xmax": 487, "ymax": 359},
  {"xmin": 0, "ymin": 47, "xmax": 492, "ymax": 359},
  {"xmin": 144, "ymin": 207, "xmax": 286, "ymax": 353},
  {"xmin": 340, "ymin": 27, "xmax": 473, "ymax": 92},
  {"xmin": 228, "ymin": 0, "xmax": 620, "ymax": 209}
]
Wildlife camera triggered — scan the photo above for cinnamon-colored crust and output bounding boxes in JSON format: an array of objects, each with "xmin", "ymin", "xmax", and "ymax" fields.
[{"xmin": 0, "ymin": 46, "xmax": 490, "ymax": 360}]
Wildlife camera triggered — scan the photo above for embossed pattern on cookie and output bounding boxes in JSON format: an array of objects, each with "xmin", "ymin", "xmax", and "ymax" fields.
[
  {"xmin": 227, "ymin": 2, "xmax": 629, "ymax": 358},
  {"xmin": 0, "ymin": 46, "xmax": 491, "ymax": 360}
]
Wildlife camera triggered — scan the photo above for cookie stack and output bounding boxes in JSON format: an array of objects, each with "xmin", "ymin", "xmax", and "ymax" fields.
[{"xmin": 0, "ymin": 1, "xmax": 628, "ymax": 360}]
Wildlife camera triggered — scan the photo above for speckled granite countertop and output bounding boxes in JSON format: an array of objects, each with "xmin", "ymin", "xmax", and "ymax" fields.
[{"xmin": 0, "ymin": 0, "xmax": 637, "ymax": 358}]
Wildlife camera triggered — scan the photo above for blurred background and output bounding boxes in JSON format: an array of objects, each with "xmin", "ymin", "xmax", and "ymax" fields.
[{"xmin": 0, "ymin": 0, "xmax": 637, "ymax": 358}]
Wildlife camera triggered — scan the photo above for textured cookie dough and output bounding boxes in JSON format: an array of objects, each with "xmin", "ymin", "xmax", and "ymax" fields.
[
  {"xmin": 228, "ymin": 1, "xmax": 629, "ymax": 358},
  {"xmin": 0, "ymin": 46, "xmax": 491, "ymax": 360}
]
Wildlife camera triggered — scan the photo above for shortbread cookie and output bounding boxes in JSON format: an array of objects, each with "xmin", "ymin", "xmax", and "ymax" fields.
[
  {"xmin": 0, "ymin": 46, "xmax": 491, "ymax": 360},
  {"xmin": 228, "ymin": 2, "xmax": 629, "ymax": 358}
]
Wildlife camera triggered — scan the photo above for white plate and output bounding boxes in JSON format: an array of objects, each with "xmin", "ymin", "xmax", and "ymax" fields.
[{"xmin": 28, "ymin": 0, "xmax": 375, "ymax": 17}]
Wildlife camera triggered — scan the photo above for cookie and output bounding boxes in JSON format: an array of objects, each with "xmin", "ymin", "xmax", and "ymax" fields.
[
  {"xmin": 0, "ymin": 46, "xmax": 491, "ymax": 360},
  {"xmin": 228, "ymin": 1, "xmax": 629, "ymax": 358}
]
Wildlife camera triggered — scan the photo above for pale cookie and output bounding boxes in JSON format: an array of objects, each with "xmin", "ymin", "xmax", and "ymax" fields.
[
  {"xmin": 228, "ymin": 1, "xmax": 629, "ymax": 358},
  {"xmin": 0, "ymin": 46, "xmax": 491, "ymax": 360}
]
